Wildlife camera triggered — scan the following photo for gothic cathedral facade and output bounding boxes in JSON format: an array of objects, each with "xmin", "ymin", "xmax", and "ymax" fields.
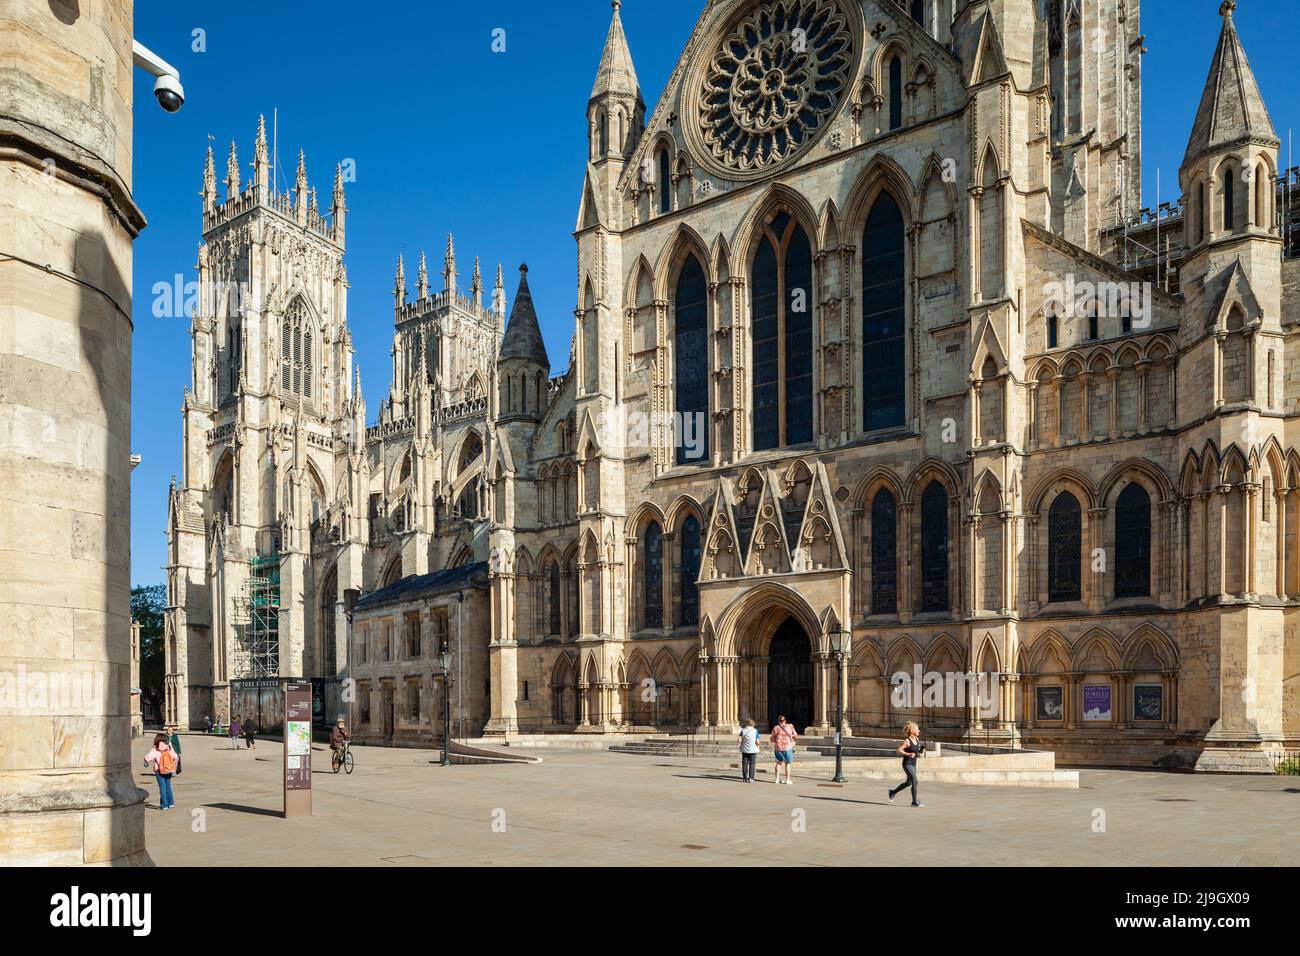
[{"xmin": 167, "ymin": 0, "xmax": 1299, "ymax": 770}]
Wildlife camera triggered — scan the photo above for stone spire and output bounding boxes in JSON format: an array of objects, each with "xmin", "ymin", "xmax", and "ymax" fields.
[
  {"xmin": 500, "ymin": 264, "xmax": 550, "ymax": 369},
  {"xmin": 332, "ymin": 163, "xmax": 347, "ymax": 246},
  {"xmin": 590, "ymin": 1, "xmax": 641, "ymax": 104},
  {"xmin": 472, "ymin": 257, "xmax": 484, "ymax": 313},
  {"xmin": 1182, "ymin": 1, "xmax": 1279, "ymax": 171},
  {"xmin": 202, "ymin": 144, "xmax": 217, "ymax": 212},
  {"xmin": 225, "ymin": 140, "xmax": 240, "ymax": 199},
  {"xmin": 417, "ymin": 251, "xmax": 429, "ymax": 301},
  {"xmin": 394, "ymin": 254, "xmax": 406, "ymax": 307},
  {"xmin": 443, "ymin": 233, "xmax": 457, "ymax": 292},
  {"xmin": 294, "ymin": 149, "xmax": 309, "ymax": 224},
  {"xmin": 253, "ymin": 114, "xmax": 269, "ymax": 193},
  {"xmin": 493, "ymin": 263, "xmax": 507, "ymax": 325}
]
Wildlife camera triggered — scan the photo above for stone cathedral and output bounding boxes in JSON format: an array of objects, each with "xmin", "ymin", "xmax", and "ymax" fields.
[{"xmin": 166, "ymin": 0, "xmax": 1299, "ymax": 770}]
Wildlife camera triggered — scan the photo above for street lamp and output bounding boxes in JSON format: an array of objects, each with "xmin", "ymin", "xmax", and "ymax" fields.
[
  {"xmin": 829, "ymin": 628, "xmax": 849, "ymax": 783},
  {"xmin": 438, "ymin": 642, "xmax": 452, "ymax": 767}
]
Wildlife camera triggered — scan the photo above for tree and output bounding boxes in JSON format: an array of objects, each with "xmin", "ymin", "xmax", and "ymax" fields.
[{"xmin": 131, "ymin": 584, "xmax": 166, "ymax": 720}]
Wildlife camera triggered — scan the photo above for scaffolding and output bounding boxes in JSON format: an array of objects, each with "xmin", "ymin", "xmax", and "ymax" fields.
[{"xmin": 234, "ymin": 553, "xmax": 281, "ymax": 679}]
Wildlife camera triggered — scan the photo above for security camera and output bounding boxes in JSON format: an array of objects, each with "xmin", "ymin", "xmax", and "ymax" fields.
[
  {"xmin": 153, "ymin": 74, "xmax": 185, "ymax": 113},
  {"xmin": 133, "ymin": 40, "xmax": 185, "ymax": 114}
]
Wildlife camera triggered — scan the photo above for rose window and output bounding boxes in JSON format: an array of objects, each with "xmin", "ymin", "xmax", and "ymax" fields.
[{"xmin": 694, "ymin": 0, "xmax": 854, "ymax": 175}]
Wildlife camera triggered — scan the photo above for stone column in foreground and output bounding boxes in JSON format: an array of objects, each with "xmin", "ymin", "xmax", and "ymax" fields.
[{"xmin": 0, "ymin": 0, "xmax": 149, "ymax": 864}]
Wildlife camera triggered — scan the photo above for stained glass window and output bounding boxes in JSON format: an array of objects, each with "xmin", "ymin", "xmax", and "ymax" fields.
[
  {"xmin": 679, "ymin": 515, "xmax": 702, "ymax": 627},
  {"xmin": 871, "ymin": 489, "xmax": 898, "ymax": 615},
  {"xmin": 862, "ymin": 193, "xmax": 907, "ymax": 431},
  {"xmin": 675, "ymin": 256, "xmax": 710, "ymax": 465},
  {"xmin": 1115, "ymin": 484, "xmax": 1152, "ymax": 598},
  {"xmin": 548, "ymin": 562, "xmax": 561, "ymax": 637},
  {"xmin": 1048, "ymin": 492, "xmax": 1082, "ymax": 603},
  {"xmin": 921, "ymin": 480, "xmax": 949, "ymax": 613},
  {"xmin": 751, "ymin": 212, "xmax": 813, "ymax": 451},
  {"xmin": 644, "ymin": 522, "xmax": 664, "ymax": 628}
]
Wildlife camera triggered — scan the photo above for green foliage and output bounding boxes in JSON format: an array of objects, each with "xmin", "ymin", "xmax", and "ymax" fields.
[
  {"xmin": 131, "ymin": 584, "xmax": 167, "ymax": 716},
  {"xmin": 1276, "ymin": 756, "xmax": 1300, "ymax": 777}
]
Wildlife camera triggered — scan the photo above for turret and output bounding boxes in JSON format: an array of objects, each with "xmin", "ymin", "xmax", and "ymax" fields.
[
  {"xmin": 497, "ymin": 264, "xmax": 550, "ymax": 422},
  {"xmin": 1179, "ymin": 0, "xmax": 1280, "ymax": 256},
  {"xmin": 587, "ymin": 1, "xmax": 644, "ymax": 165},
  {"xmin": 1178, "ymin": 0, "xmax": 1283, "ymax": 413}
]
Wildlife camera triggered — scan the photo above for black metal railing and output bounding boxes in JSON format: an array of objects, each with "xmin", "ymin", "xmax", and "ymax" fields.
[{"xmin": 1269, "ymin": 750, "xmax": 1300, "ymax": 776}]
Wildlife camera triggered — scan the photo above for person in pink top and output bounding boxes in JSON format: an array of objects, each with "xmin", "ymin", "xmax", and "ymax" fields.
[
  {"xmin": 770, "ymin": 715, "xmax": 798, "ymax": 785},
  {"xmin": 142, "ymin": 733, "xmax": 178, "ymax": 810}
]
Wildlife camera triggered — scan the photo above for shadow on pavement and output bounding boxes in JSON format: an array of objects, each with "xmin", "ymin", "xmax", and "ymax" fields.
[{"xmin": 205, "ymin": 802, "xmax": 283, "ymax": 818}]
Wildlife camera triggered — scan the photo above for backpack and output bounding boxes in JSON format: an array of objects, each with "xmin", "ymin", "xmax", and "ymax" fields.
[{"xmin": 158, "ymin": 749, "xmax": 177, "ymax": 775}]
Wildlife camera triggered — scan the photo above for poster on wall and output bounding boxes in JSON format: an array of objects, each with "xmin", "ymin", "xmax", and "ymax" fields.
[
  {"xmin": 1036, "ymin": 685, "xmax": 1064, "ymax": 721},
  {"xmin": 1083, "ymin": 684, "xmax": 1113, "ymax": 721},
  {"xmin": 1134, "ymin": 684, "xmax": 1164, "ymax": 721}
]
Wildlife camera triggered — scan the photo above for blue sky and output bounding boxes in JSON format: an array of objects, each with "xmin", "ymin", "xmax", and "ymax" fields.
[{"xmin": 128, "ymin": 0, "xmax": 1296, "ymax": 585}]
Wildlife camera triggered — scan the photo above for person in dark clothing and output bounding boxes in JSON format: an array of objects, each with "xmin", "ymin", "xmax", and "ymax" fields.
[
  {"xmin": 243, "ymin": 717, "xmax": 256, "ymax": 750},
  {"xmin": 888, "ymin": 721, "xmax": 925, "ymax": 808}
]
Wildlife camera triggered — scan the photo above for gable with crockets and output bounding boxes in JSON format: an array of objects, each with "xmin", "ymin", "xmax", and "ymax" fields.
[{"xmin": 702, "ymin": 459, "xmax": 848, "ymax": 581}]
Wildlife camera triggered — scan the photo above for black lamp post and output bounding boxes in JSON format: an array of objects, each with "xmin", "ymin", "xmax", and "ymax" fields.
[
  {"xmin": 830, "ymin": 628, "xmax": 849, "ymax": 783},
  {"xmin": 438, "ymin": 643, "xmax": 452, "ymax": 767}
]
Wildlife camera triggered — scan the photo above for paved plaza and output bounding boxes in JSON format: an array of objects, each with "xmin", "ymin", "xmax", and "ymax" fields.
[{"xmin": 132, "ymin": 735, "xmax": 1300, "ymax": 867}]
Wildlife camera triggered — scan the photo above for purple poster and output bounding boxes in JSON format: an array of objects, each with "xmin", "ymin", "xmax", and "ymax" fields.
[{"xmin": 1083, "ymin": 683, "xmax": 1112, "ymax": 721}]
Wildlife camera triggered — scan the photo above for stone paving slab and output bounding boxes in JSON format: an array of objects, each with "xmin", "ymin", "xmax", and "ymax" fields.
[{"xmin": 134, "ymin": 735, "xmax": 1300, "ymax": 867}]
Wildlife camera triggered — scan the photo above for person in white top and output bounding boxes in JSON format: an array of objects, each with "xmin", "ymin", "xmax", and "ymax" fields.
[{"xmin": 738, "ymin": 718, "xmax": 760, "ymax": 782}]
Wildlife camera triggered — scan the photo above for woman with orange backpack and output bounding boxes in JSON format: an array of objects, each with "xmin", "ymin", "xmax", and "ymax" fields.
[{"xmin": 143, "ymin": 732, "xmax": 178, "ymax": 810}]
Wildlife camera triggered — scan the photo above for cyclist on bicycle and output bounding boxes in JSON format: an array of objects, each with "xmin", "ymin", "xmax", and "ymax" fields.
[{"xmin": 330, "ymin": 718, "xmax": 349, "ymax": 755}]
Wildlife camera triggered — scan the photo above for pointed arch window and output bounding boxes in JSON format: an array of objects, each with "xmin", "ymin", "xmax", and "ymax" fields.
[
  {"xmin": 598, "ymin": 112, "xmax": 608, "ymax": 156},
  {"xmin": 1115, "ymin": 484, "xmax": 1152, "ymax": 598},
  {"xmin": 751, "ymin": 212, "xmax": 813, "ymax": 451},
  {"xmin": 920, "ymin": 481, "xmax": 950, "ymax": 613},
  {"xmin": 674, "ymin": 255, "xmax": 710, "ymax": 465},
  {"xmin": 1047, "ymin": 308, "xmax": 1059, "ymax": 349},
  {"xmin": 679, "ymin": 515, "xmax": 702, "ymax": 627},
  {"xmin": 1223, "ymin": 168, "xmax": 1235, "ymax": 232},
  {"xmin": 1196, "ymin": 181, "xmax": 1207, "ymax": 244},
  {"xmin": 658, "ymin": 149, "xmax": 672, "ymax": 215},
  {"xmin": 888, "ymin": 55, "xmax": 903, "ymax": 131},
  {"xmin": 871, "ymin": 489, "xmax": 898, "ymax": 614},
  {"xmin": 1048, "ymin": 492, "xmax": 1082, "ymax": 603},
  {"xmin": 280, "ymin": 297, "xmax": 313, "ymax": 400},
  {"xmin": 1065, "ymin": 5, "xmax": 1082, "ymax": 135},
  {"xmin": 862, "ymin": 193, "xmax": 907, "ymax": 431},
  {"xmin": 548, "ymin": 561, "xmax": 562, "ymax": 637},
  {"xmin": 644, "ymin": 522, "xmax": 664, "ymax": 629}
]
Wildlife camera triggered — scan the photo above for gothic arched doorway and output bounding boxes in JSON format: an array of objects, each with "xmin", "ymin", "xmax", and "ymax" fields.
[{"xmin": 767, "ymin": 617, "xmax": 813, "ymax": 731}]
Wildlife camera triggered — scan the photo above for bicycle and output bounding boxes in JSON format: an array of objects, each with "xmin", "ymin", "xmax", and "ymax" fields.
[{"xmin": 330, "ymin": 740, "xmax": 354, "ymax": 774}]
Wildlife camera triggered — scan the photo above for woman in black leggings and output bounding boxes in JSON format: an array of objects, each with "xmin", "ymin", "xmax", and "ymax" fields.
[{"xmin": 888, "ymin": 721, "xmax": 924, "ymax": 808}]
